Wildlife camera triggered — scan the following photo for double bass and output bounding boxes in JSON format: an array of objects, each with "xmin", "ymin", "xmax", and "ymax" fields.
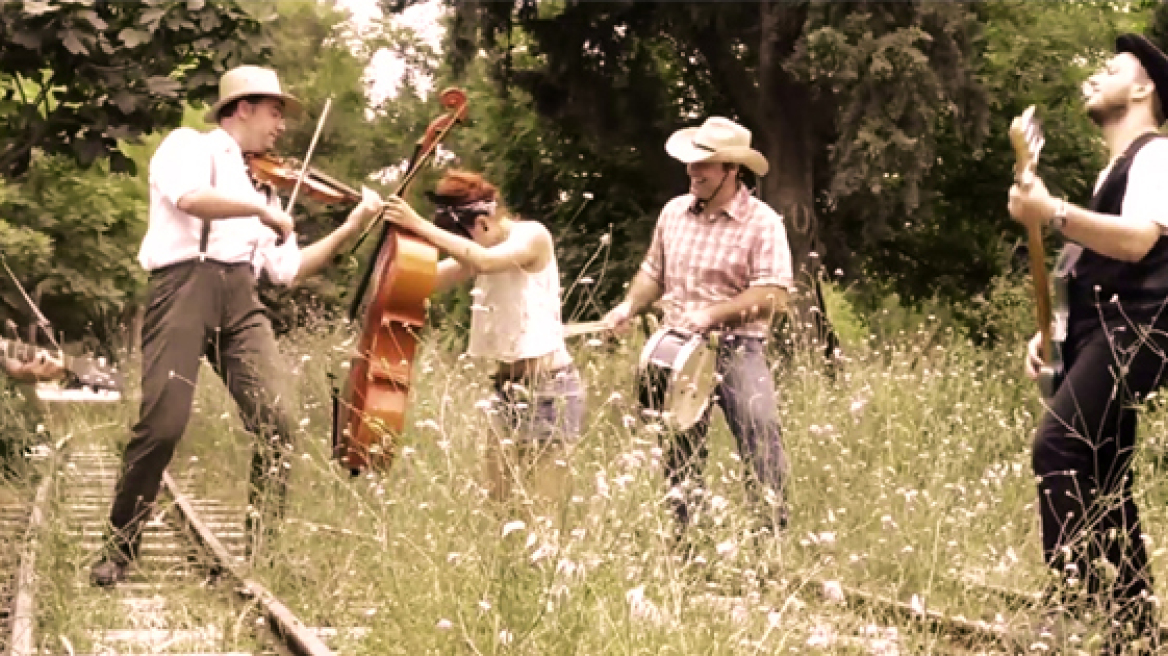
[{"xmin": 333, "ymin": 88, "xmax": 469, "ymax": 473}]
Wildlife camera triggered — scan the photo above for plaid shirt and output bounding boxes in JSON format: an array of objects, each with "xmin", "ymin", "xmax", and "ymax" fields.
[{"xmin": 640, "ymin": 185, "xmax": 794, "ymax": 339}]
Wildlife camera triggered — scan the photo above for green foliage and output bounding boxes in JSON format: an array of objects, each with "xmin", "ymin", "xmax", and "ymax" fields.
[
  {"xmin": 861, "ymin": 0, "xmax": 1148, "ymax": 309},
  {"xmin": 0, "ymin": 0, "xmax": 271, "ymax": 178},
  {"xmin": 250, "ymin": 0, "xmax": 450, "ymax": 332},
  {"xmin": 792, "ymin": 1, "xmax": 988, "ymax": 225},
  {"xmin": 0, "ymin": 156, "xmax": 147, "ymax": 354},
  {"xmin": 440, "ymin": 0, "xmax": 996, "ymax": 350}
]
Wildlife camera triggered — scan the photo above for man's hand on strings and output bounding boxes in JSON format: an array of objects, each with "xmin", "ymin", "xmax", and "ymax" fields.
[
  {"xmin": 1024, "ymin": 331, "xmax": 1044, "ymax": 381},
  {"xmin": 260, "ymin": 205, "xmax": 295, "ymax": 240},
  {"xmin": 1008, "ymin": 175, "xmax": 1057, "ymax": 230},
  {"xmin": 345, "ymin": 187, "xmax": 384, "ymax": 236},
  {"xmin": 3, "ymin": 352, "xmax": 64, "ymax": 383},
  {"xmin": 382, "ymin": 196, "xmax": 425, "ymax": 231}
]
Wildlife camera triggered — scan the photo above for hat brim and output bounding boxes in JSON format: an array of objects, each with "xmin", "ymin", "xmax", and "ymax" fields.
[
  {"xmin": 204, "ymin": 91, "xmax": 303, "ymax": 124},
  {"xmin": 665, "ymin": 127, "xmax": 770, "ymax": 176},
  {"xmin": 1117, "ymin": 33, "xmax": 1168, "ymax": 123}
]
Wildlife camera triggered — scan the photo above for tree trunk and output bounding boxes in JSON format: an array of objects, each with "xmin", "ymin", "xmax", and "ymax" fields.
[{"xmin": 755, "ymin": 76, "xmax": 837, "ymax": 359}]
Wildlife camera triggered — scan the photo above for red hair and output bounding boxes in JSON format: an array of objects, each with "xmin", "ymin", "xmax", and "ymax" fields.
[{"xmin": 434, "ymin": 170, "xmax": 498, "ymax": 205}]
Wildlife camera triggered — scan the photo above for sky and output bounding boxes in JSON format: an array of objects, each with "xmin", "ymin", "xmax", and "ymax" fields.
[{"xmin": 333, "ymin": 0, "xmax": 446, "ymax": 107}]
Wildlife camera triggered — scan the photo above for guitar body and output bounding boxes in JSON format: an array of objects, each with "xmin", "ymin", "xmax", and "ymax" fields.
[
  {"xmin": 1037, "ymin": 351, "xmax": 1065, "ymax": 401},
  {"xmin": 333, "ymin": 225, "xmax": 437, "ymax": 472}
]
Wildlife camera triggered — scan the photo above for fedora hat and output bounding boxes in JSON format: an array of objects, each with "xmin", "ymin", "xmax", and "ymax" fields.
[
  {"xmin": 204, "ymin": 65, "xmax": 302, "ymax": 123},
  {"xmin": 665, "ymin": 116, "xmax": 769, "ymax": 176},
  {"xmin": 1117, "ymin": 33, "xmax": 1168, "ymax": 122}
]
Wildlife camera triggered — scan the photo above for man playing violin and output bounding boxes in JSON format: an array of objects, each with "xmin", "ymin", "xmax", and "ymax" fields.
[
  {"xmin": 91, "ymin": 66, "xmax": 384, "ymax": 587},
  {"xmin": 382, "ymin": 170, "xmax": 584, "ymax": 518},
  {"xmin": 603, "ymin": 117, "xmax": 793, "ymax": 540},
  {"xmin": 1009, "ymin": 34, "xmax": 1168, "ymax": 653}
]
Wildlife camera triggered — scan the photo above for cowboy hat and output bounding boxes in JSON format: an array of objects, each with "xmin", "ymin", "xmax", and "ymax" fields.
[
  {"xmin": 204, "ymin": 65, "xmax": 302, "ymax": 123},
  {"xmin": 665, "ymin": 116, "xmax": 769, "ymax": 176},
  {"xmin": 1116, "ymin": 33, "xmax": 1168, "ymax": 122}
]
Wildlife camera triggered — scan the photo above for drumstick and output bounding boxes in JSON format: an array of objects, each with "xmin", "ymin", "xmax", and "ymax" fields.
[{"xmin": 563, "ymin": 320, "xmax": 612, "ymax": 338}]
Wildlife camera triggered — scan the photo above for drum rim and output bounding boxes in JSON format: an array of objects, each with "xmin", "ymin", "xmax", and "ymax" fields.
[{"xmin": 638, "ymin": 326, "xmax": 680, "ymax": 371}]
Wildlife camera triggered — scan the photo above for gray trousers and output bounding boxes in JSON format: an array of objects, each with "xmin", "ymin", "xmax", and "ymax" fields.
[
  {"xmin": 658, "ymin": 335, "xmax": 787, "ymax": 530},
  {"xmin": 106, "ymin": 259, "xmax": 294, "ymax": 563}
]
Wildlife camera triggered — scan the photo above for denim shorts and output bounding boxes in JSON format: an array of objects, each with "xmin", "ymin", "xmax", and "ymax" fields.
[{"xmin": 489, "ymin": 365, "xmax": 585, "ymax": 444}]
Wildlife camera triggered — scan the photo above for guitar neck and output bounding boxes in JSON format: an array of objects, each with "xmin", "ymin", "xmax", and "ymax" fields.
[{"xmin": 1026, "ymin": 223, "xmax": 1055, "ymax": 362}]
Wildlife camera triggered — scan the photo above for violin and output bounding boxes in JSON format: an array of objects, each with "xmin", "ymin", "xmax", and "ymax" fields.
[
  {"xmin": 332, "ymin": 87, "xmax": 469, "ymax": 473},
  {"xmin": 245, "ymin": 153, "xmax": 361, "ymax": 205}
]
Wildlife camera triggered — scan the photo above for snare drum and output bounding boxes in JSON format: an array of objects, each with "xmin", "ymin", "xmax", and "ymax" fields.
[{"xmin": 637, "ymin": 328, "xmax": 719, "ymax": 430}]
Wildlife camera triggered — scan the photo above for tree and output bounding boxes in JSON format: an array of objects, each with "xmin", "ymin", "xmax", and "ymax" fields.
[
  {"xmin": 854, "ymin": 1, "xmax": 1149, "ymax": 312},
  {"xmin": 0, "ymin": 0, "xmax": 270, "ymax": 179},
  {"xmin": 444, "ymin": 1, "xmax": 988, "ymax": 347},
  {"xmin": 0, "ymin": 156, "xmax": 146, "ymax": 354},
  {"xmin": 0, "ymin": 0, "xmax": 272, "ymax": 350},
  {"xmin": 247, "ymin": 0, "xmax": 446, "ymax": 332}
]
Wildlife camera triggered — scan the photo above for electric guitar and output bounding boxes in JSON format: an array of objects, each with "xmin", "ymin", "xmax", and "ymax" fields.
[
  {"xmin": 0, "ymin": 338, "xmax": 122, "ymax": 393},
  {"xmin": 1008, "ymin": 106, "xmax": 1066, "ymax": 399}
]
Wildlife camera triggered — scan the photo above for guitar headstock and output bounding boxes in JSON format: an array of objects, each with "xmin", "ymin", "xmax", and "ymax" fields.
[{"xmin": 1008, "ymin": 105, "xmax": 1045, "ymax": 188}]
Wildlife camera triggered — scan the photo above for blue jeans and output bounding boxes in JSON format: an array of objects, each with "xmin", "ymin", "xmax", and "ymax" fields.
[{"xmin": 656, "ymin": 335, "xmax": 787, "ymax": 529}]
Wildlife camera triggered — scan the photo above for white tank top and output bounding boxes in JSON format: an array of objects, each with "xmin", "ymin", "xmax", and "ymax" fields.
[{"xmin": 466, "ymin": 223, "xmax": 567, "ymax": 363}]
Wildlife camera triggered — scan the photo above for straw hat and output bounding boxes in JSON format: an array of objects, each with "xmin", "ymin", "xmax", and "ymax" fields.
[
  {"xmin": 204, "ymin": 65, "xmax": 302, "ymax": 123},
  {"xmin": 665, "ymin": 116, "xmax": 769, "ymax": 176}
]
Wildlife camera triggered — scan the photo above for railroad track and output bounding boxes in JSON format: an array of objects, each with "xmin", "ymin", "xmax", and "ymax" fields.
[
  {"xmin": 810, "ymin": 576, "xmax": 1025, "ymax": 654},
  {"xmin": 3, "ymin": 442, "xmax": 363, "ymax": 655}
]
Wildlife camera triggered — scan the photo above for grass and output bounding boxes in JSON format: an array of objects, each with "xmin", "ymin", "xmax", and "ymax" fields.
[{"xmin": 16, "ymin": 300, "xmax": 1168, "ymax": 654}]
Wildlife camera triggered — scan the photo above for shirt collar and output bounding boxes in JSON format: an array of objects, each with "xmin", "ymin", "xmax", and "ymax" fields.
[
  {"xmin": 689, "ymin": 184, "xmax": 752, "ymax": 222},
  {"xmin": 207, "ymin": 127, "xmax": 243, "ymax": 158}
]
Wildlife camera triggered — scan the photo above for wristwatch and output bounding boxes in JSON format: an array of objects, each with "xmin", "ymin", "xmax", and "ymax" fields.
[{"xmin": 1049, "ymin": 199, "xmax": 1069, "ymax": 231}]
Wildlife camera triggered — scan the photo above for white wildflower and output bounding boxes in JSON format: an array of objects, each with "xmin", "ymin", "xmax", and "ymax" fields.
[
  {"xmin": 822, "ymin": 580, "xmax": 845, "ymax": 604},
  {"xmin": 501, "ymin": 520, "xmax": 526, "ymax": 538}
]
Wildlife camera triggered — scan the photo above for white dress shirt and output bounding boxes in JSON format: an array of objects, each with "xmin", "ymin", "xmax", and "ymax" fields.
[{"xmin": 139, "ymin": 128, "xmax": 301, "ymax": 285}]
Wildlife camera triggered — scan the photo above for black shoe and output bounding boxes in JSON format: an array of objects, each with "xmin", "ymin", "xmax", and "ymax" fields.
[{"xmin": 90, "ymin": 559, "xmax": 130, "ymax": 588}]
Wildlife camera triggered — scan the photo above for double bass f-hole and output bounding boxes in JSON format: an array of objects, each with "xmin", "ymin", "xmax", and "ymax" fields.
[{"xmin": 333, "ymin": 87, "xmax": 469, "ymax": 474}]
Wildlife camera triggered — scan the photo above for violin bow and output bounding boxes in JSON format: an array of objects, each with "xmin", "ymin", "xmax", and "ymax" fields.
[{"xmin": 285, "ymin": 96, "xmax": 334, "ymax": 215}]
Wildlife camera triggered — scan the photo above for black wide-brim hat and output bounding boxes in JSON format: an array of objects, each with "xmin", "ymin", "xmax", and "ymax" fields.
[{"xmin": 1117, "ymin": 33, "xmax": 1168, "ymax": 120}]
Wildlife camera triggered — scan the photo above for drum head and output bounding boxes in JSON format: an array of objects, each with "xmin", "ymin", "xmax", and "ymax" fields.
[{"xmin": 664, "ymin": 336, "xmax": 718, "ymax": 430}]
